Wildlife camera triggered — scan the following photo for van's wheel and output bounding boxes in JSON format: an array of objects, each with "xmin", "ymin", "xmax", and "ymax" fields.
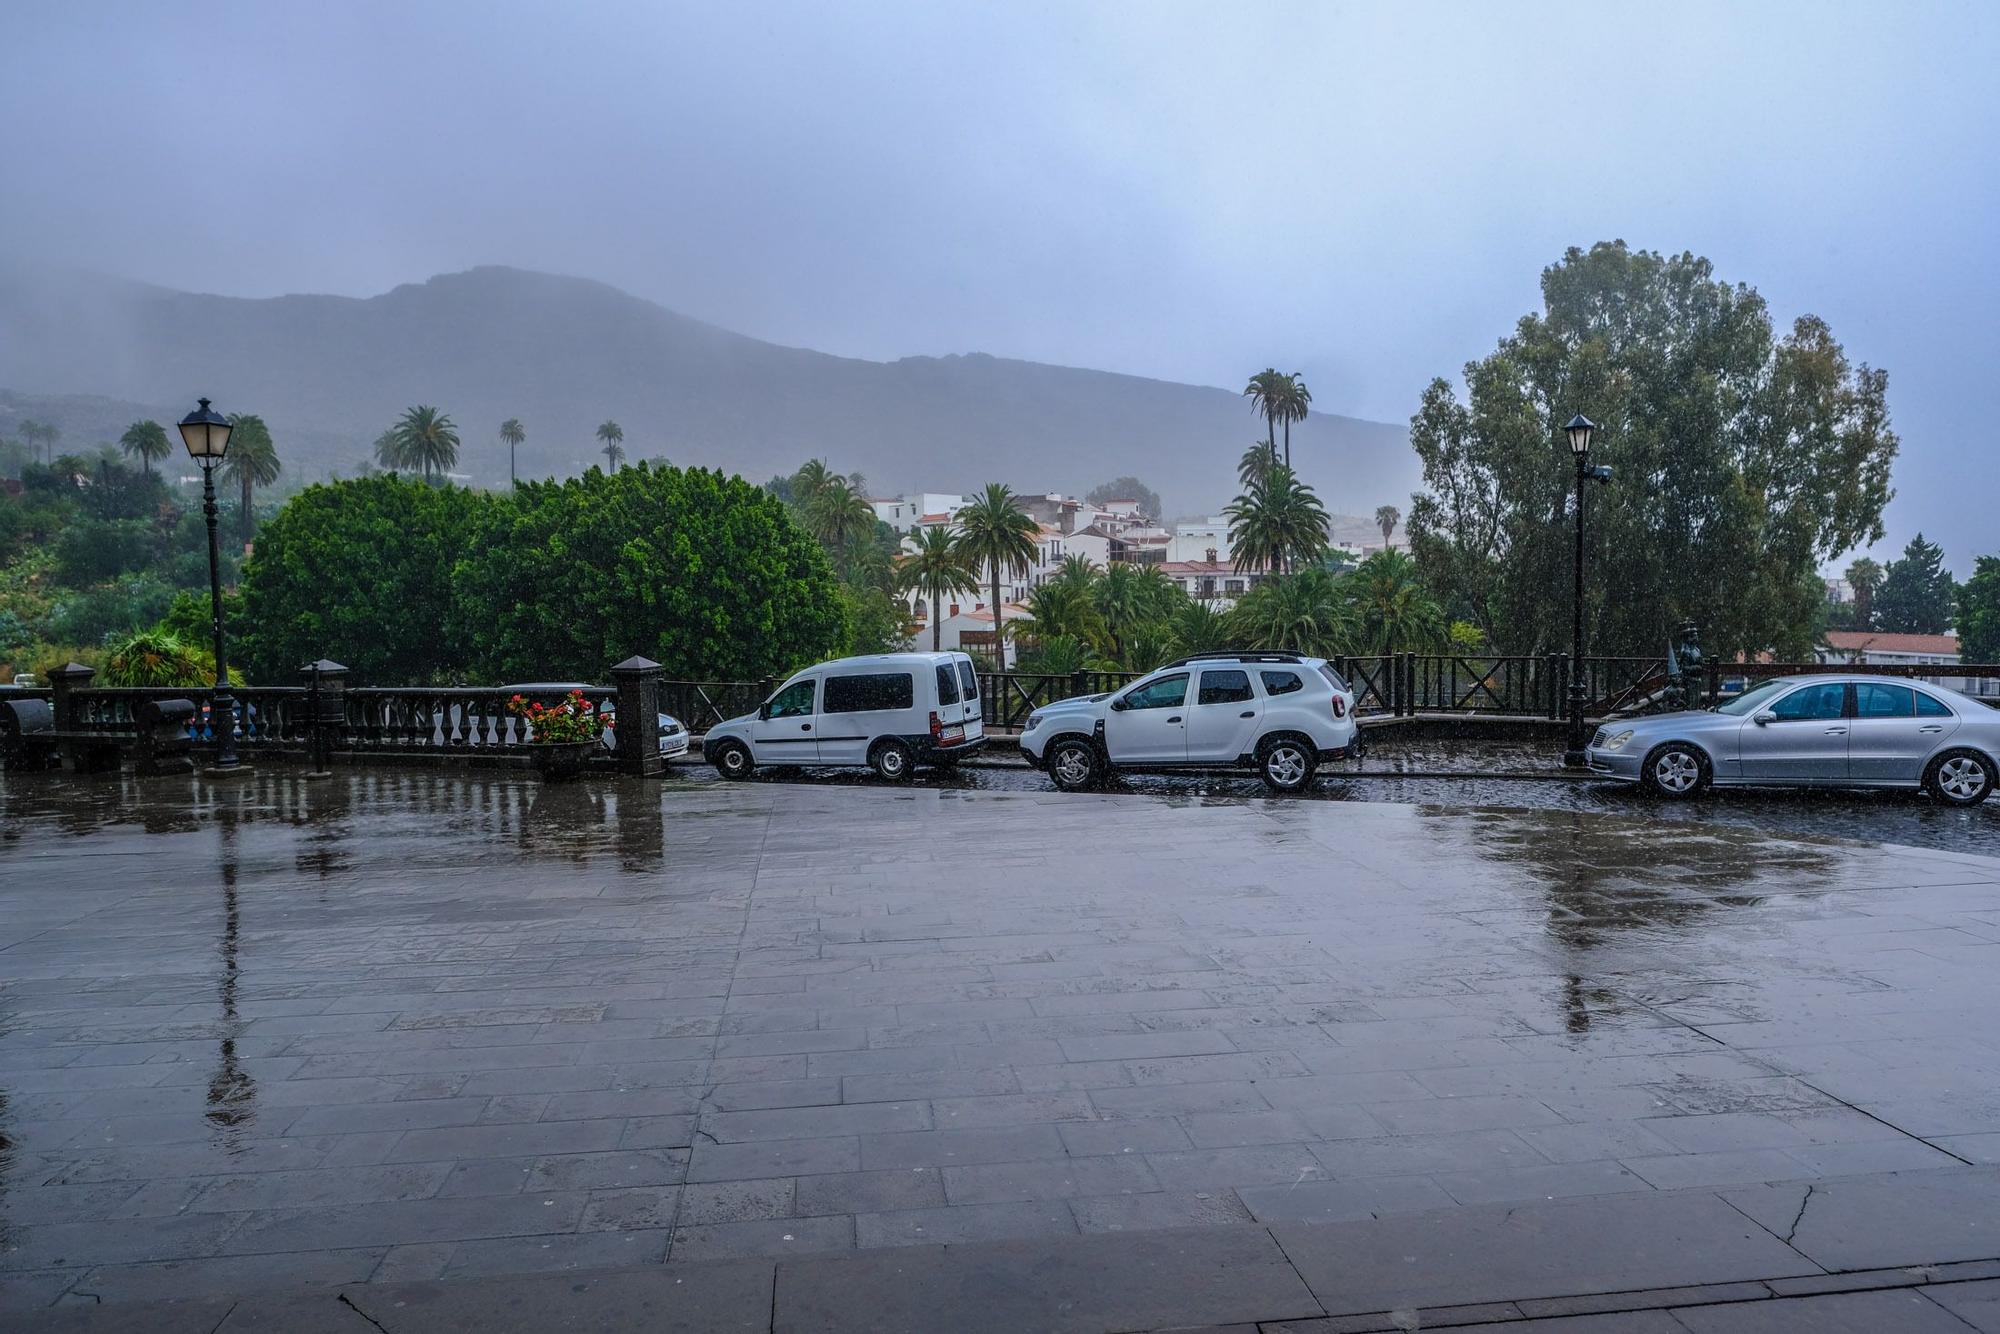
[
  {"xmin": 1926, "ymin": 749, "xmax": 1995, "ymax": 806},
  {"xmin": 1257, "ymin": 736, "xmax": 1317, "ymax": 794},
  {"xmin": 1046, "ymin": 738, "xmax": 1101, "ymax": 793},
  {"xmin": 1641, "ymin": 742, "xmax": 1710, "ymax": 798},
  {"xmin": 711, "ymin": 741, "xmax": 755, "ymax": 781},
  {"xmin": 869, "ymin": 739, "xmax": 916, "ymax": 782}
]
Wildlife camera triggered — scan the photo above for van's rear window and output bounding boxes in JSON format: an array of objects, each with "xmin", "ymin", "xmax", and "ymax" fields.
[
  {"xmin": 824, "ymin": 672, "xmax": 915, "ymax": 713},
  {"xmin": 935, "ymin": 664, "xmax": 961, "ymax": 705},
  {"xmin": 956, "ymin": 660, "xmax": 979, "ymax": 700}
]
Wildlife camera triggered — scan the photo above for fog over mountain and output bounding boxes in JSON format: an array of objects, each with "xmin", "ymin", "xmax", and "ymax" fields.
[{"xmin": 0, "ymin": 265, "xmax": 1412, "ymax": 516}]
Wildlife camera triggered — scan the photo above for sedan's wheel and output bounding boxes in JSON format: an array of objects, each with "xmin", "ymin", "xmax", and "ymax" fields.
[
  {"xmin": 1047, "ymin": 739, "xmax": 1101, "ymax": 792},
  {"xmin": 1927, "ymin": 749, "xmax": 1995, "ymax": 807},
  {"xmin": 711, "ymin": 741, "xmax": 755, "ymax": 780},
  {"xmin": 869, "ymin": 740, "xmax": 916, "ymax": 782},
  {"xmin": 1258, "ymin": 738, "xmax": 1317, "ymax": 794},
  {"xmin": 1641, "ymin": 742, "xmax": 1709, "ymax": 798}
]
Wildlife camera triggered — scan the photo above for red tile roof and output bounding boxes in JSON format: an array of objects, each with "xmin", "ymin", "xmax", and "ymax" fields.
[{"xmin": 1823, "ymin": 631, "xmax": 1961, "ymax": 655}]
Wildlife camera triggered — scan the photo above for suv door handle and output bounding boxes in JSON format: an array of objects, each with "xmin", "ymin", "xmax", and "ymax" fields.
[
  {"xmin": 1239, "ymin": 711, "xmax": 1255, "ymax": 718},
  {"xmin": 1823, "ymin": 726, "xmax": 1847, "ymax": 735},
  {"xmin": 1167, "ymin": 716, "xmax": 1182, "ymax": 724},
  {"xmin": 1919, "ymin": 724, "xmax": 1944, "ymax": 733}
]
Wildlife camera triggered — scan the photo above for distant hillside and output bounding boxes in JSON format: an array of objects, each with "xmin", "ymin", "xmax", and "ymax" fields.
[{"xmin": 0, "ymin": 266, "xmax": 1417, "ymax": 513}]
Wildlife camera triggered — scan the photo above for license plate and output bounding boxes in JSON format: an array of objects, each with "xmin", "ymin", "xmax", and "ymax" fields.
[{"xmin": 939, "ymin": 725, "xmax": 965, "ymax": 744}]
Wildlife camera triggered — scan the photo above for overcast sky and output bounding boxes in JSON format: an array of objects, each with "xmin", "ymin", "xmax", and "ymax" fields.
[{"xmin": 3, "ymin": 0, "xmax": 1994, "ymax": 570}]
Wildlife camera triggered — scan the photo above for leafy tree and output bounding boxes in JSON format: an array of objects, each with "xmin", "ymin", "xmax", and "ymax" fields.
[
  {"xmin": 954, "ymin": 483, "xmax": 1039, "ymax": 668},
  {"xmin": 1408, "ymin": 241, "xmax": 1897, "ymax": 660},
  {"xmin": 240, "ymin": 476, "xmax": 501, "ymax": 683},
  {"xmin": 899, "ymin": 525, "xmax": 981, "ymax": 651},
  {"xmin": 1015, "ymin": 633, "xmax": 1096, "ymax": 675},
  {"xmin": 1226, "ymin": 569, "xmax": 1355, "ymax": 656},
  {"xmin": 119, "ymin": 420, "xmax": 172, "ymax": 475},
  {"xmin": 1873, "ymin": 533, "xmax": 1957, "ymax": 635},
  {"xmin": 55, "ymin": 517, "xmax": 158, "ymax": 584},
  {"xmin": 1844, "ymin": 556, "xmax": 1883, "ymax": 631},
  {"xmin": 1345, "ymin": 549, "xmax": 1446, "ymax": 653},
  {"xmin": 838, "ymin": 584, "xmax": 910, "ymax": 656},
  {"xmin": 1959, "ymin": 556, "xmax": 2000, "ymax": 662},
  {"xmin": 387, "ymin": 405, "xmax": 460, "ymax": 482},
  {"xmin": 500, "ymin": 418, "xmax": 525, "ymax": 485},
  {"xmin": 1095, "ymin": 562, "xmax": 1183, "ymax": 666},
  {"xmin": 103, "ymin": 629, "xmax": 230, "ymax": 687},
  {"xmin": 48, "ymin": 574, "xmax": 176, "ymax": 646},
  {"xmin": 155, "ymin": 587, "xmax": 245, "ymax": 650},
  {"xmin": 1226, "ymin": 463, "xmax": 1329, "ymax": 575},
  {"xmin": 596, "ymin": 420, "xmax": 625, "ymax": 470},
  {"xmin": 222, "ymin": 414, "xmax": 281, "ymax": 535},
  {"xmin": 1084, "ymin": 477, "xmax": 1162, "ymax": 520},
  {"xmin": 1375, "ymin": 505, "xmax": 1400, "ymax": 545},
  {"xmin": 1166, "ymin": 600, "xmax": 1233, "ymax": 659},
  {"xmin": 455, "ymin": 463, "xmax": 845, "ymax": 681},
  {"xmin": 1018, "ymin": 575, "xmax": 1108, "ymax": 654}
]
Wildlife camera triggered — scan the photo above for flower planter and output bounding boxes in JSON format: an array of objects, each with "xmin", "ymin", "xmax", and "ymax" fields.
[{"xmin": 529, "ymin": 740, "xmax": 597, "ymax": 781}]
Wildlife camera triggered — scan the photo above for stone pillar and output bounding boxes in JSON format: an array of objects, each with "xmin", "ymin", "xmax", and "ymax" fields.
[
  {"xmin": 48, "ymin": 662, "xmax": 94, "ymax": 732},
  {"xmin": 610, "ymin": 655, "xmax": 666, "ymax": 777}
]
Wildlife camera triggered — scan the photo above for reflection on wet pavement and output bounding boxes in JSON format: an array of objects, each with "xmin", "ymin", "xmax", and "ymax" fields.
[{"xmin": 1, "ymin": 768, "xmax": 1999, "ymax": 1309}]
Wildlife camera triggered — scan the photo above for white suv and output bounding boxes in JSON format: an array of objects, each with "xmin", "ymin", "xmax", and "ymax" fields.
[{"xmin": 1020, "ymin": 653, "xmax": 1359, "ymax": 793}]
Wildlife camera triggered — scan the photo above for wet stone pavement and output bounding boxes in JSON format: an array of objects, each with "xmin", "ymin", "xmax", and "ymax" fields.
[{"xmin": 4, "ymin": 770, "xmax": 2000, "ymax": 1331}]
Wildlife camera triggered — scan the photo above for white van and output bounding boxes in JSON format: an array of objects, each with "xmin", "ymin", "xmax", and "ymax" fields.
[{"xmin": 701, "ymin": 652, "xmax": 985, "ymax": 781}]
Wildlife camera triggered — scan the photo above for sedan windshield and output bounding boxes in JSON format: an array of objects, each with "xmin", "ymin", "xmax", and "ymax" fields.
[{"xmin": 1714, "ymin": 678, "xmax": 1794, "ymax": 716}]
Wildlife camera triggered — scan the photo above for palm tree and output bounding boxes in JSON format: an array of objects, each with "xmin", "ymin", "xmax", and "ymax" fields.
[
  {"xmin": 804, "ymin": 477, "xmax": 876, "ymax": 551},
  {"xmin": 1094, "ymin": 562, "xmax": 1183, "ymax": 666},
  {"xmin": 499, "ymin": 418, "xmax": 525, "ymax": 485},
  {"xmin": 791, "ymin": 459, "xmax": 837, "ymax": 508},
  {"xmin": 118, "ymin": 420, "xmax": 172, "ymax": 475},
  {"xmin": 1166, "ymin": 600, "xmax": 1232, "ymax": 659},
  {"xmin": 1015, "ymin": 633, "xmax": 1096, "ymax": 676},
  {"xmin": 1375, "ymin": 505, "xmax": 1401, "ymax": 545},
  {"xmin": 1243, "ymin": 369, "xmax": 1287, "ymax": 459},
  {"xmin": 1845, "ymin": 556, "xmax": 1883, "ymax": 631},
  {"xmin": 1228, "ymin": 569, "xmax": 1356, "ymax": 656},
  {"xmin": 1346, "ymin": 549, "xmax": 1445, "ymax": 652},
  {"xmin": 20, "ymin": 419, "xmax": 58, "ymax": 464},
  {"xmin": 390, "ymin": 406, "xmax": 460, "ymax": 483},
  {"xmin": 596, "ymin": 420, "xmax": 625, "ymax": 469},
  {"xmin": 1226, "ymin": 463, "xmax": 1329, "ymax": 576},
  {"xmin": 1019, "ymin": 576, "xmax": 1108, "ymax": 653},
  {"xmin": 954, "ymin": 483, "xmax": 1040, "ymax": 669},
  {"xmin": 373, "ymin": 429, "xmax": 405, "ymax": 471},
  {"xmin": 1237, "ymin": 440, "xmax": 1280, "ymax": 490},
  {"xmin": 1275, "ymin": 373, "xmax": 1311, "ymax": 468},
  {"xmin": 221, "ymin": 414, "xmax": 281, "ymax": 535},
  {"xmin": 898, "ymin": 526, "xmax": 981, "ymax": 651}
]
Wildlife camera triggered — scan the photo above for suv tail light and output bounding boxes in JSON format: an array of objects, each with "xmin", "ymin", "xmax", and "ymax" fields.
[
  {"xmin": 929, "ymin": 710, "xmax": 944, "ymax": 740},
  {"xmin": 1331, "ymin": 695, "xmax": 1347, "ymax": 719}
]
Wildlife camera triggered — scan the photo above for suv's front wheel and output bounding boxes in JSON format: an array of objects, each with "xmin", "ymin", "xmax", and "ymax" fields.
[
  {"xmin": 1046, "ymin": 737, "xmax": 1102, "ymax": 792},
  {"xmin": 1257, "ymin": 736, "xmax": 1317, "ymax": 794}
]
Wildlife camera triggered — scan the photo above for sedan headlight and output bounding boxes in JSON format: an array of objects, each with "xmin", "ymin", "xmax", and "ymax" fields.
[{"xmin": 1600, "ymin": 729, "xmax": 1635, "ymax": 752}]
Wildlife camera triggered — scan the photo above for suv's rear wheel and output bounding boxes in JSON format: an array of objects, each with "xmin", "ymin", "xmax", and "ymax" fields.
[
  {"xmin": 711, "ymin": 741, "xmax": 754, "ymax": 780},
  {"xmin": 1046, "ymin": 738, "xmax": 1101, "ymax": 792},
  {"xmin": 869, "ymin": 739, "xmax": 915, "ymax": 782},
  {"xmin": 1927, "ymin": 749, "xmax": 1995, "ymax": 806},
  {"xmin": 1258, "ymin": 736, "xmax": 1317, "ymax": 794}
]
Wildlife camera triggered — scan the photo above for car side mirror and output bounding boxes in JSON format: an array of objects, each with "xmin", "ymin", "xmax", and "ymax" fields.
[
  {"xmin": 1753, "ymin": 711, "xmax": 1776, "ymax": 726},
  {"xmin": 758, "ymin": 703, "xmax": 772, "ymax": 721},
  {"xmin": 1110, "ymin": 697, "xmax": 1128, "ymax": 712}
]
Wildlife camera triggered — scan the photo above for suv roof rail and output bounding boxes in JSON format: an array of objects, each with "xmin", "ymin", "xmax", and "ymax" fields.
[{"xmin": 1156, "ymin": 651, "xmax": 1307, "ymax": 670}]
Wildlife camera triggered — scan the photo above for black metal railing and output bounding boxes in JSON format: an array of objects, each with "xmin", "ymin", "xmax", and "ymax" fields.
[{"xmin": 975, "ymin": 670, "xmax": 1143, "ymax": 730}]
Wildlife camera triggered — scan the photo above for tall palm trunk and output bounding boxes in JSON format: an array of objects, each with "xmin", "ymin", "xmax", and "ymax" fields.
[
  {"xmin": 991, "ymin": 562, "xmax": 1004, "ymax": 669},
  {"xmin": 1282, "ymin": 417, "xmax": 1291, "ymax": 469},
  {"xmin": 241, "ymin": 474, "xmax": 253, "ymax": 536},
  {"xmin": 932, "ymin": 580, "xmax": 943, "ymax": 652}
]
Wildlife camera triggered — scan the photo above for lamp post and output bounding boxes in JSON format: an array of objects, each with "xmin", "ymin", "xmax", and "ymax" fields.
[
  {"xmin": 179, "ymin": 398, "xmax": 241, "ymax": 770},
  {"xmin": 1562, "ymin": 414, "xmax": 1611, "ymax": 768}
]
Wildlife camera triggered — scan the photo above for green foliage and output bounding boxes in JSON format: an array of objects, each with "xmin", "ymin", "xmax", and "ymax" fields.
[
  {"xmin": 1225, "ymin": 569, "xmax": 1355, "ymax": 656},
  {"xmin": 1084, "ymin": 477, "xmax": 1162, "ymax": 520},
  {"xmin": 1345, "ymin": 550, "xmax": 1446, "ymax": 653},
  {"xmin": 222, "ymin": 414, "xmax": 282, "ymax": 535},
  {"xmin": 47, "ymin": 574, "xmax": 177, "ymax": 646},
  {"xmin": 1095, "ymin": 563, "xmax": 1183, "ymax": 665},
  {"xmin": 1408, "ymin": 241, "xmax": 1897, "ymax": 659},
  {"xmin": 1374, "ymin": 505, "xmax": 1400, "ymax": 544},
  {"xmin": 102, "ymin": 629, "xmax": 232, "ymax": 687},
  {"xmin": 1873, "ymin": 533, "xmax": 1958, "ymax": 635},
  {"xmin": 155, "ymin": 587, "xmax": 245, "ymax": 647},
  {"xmin": 1844, "ymin": 556, "xmax": 1883, "ymax": 631},
  {"xmin": 55, "ymin": 517, "xmax": 159, "ymax": 584},
  {"xmin": 955, "ymin": 483, "xmax": 1040, "ymax": 661},
  {"xmin": 1165, "ymin": 600, "xmax": 1233, "ymax": 659},
  {"xmin": 1244, "ymin": 369, "xmax": 1311, "ymax": 464},
  {"xmin": 1959, "ymin": 557, "xmax": 2000, "ymax": 663},
  {"xmin": 1447, "ymin": 620, "xmax": 1488, "ymax": 653},
  {"xmin": 380, "ymin": 405, "xmax": 461, "ymax": 481},
  {"xmin": 240, "ymin": 475, "xmax": 501, "ymax": 683},
  {"xmin": 1015, "ymin": 634, "xmax": 1097, "ymax": 675},
  {"xmin": 899, "ymin": 525, "xmax": 981, "ymax": 651},
  {"xmin": 0, "ymin": 608, "xmax": 30, "ymax": 654},
  {"xmin": 455, "ymin": 462, "xmax": 845, "ymax": 681},
  {"xmin": 838, "ymin": 584, "xmax": 911, "ymax": 656}
]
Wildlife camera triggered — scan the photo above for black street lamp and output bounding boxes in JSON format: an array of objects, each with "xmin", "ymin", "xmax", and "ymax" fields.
[
  {"xmin": 178, "ymin": 398, "xmax": 241, "ymax": 770},
  {"xmin": 1562, "ymin": 414, "xmax": 1612, "ymax": 768}
]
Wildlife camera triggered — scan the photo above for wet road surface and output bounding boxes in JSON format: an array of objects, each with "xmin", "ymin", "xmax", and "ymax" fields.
[{"xmin": 3, "ymin": 769, "xmax": 2000, "ymax": 1327}]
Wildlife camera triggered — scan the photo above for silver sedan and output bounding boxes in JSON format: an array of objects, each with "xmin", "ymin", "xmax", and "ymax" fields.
[{"xmin": 1585, "ymin": 674, "xmax": 1998, "ymax": 806}]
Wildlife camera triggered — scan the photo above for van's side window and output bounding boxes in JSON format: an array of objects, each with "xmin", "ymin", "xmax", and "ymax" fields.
[
  {"xmin": 935, "ymin": 665, "xmax": 960, "ymax": 705},
  {"xmin": 767, "ymin": 680, "xmax": 816, "ymax": 718},
  {"xmin": 823, "ymin": 673, "xmax": 915, "ymax": 713}
]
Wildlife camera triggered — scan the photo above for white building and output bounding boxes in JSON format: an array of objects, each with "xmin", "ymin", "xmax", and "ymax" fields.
[
  {"xmin": 1167, "ymin": 519, "xmax": 1232, "ymax": 565},
  {"xmin": 1160, "ymin": 560, "xmax": 1268, "ymax": 608},
  {"xmin": 1816, "ymin": 631, "xmax": 1995, "ymax": 698}
]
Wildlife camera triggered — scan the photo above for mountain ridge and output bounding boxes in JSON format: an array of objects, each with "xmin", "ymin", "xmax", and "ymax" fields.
[{"xmin": 0, "ymin": 265, "xmax": 1418, "ymax": 514}]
